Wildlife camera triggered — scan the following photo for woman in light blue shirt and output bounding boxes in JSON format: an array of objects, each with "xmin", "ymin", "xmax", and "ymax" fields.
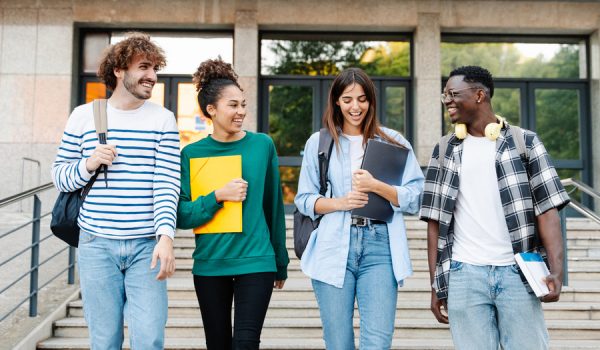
[{"xmin": 295, "ymin": 67, "xmax": 424, "ymax": 349}]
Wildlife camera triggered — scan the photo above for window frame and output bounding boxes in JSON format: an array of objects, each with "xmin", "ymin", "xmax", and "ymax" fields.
[
  {"xmin": 74, "ymin": 27, "xmax": 234, "ymax": 108},
  {"xmin": 440, "ymin": 34, "xmax": 592, "ymax": 210},
  {"xmin": 259, "ymin": 31, "xmax": 414, "ymax": 211}
]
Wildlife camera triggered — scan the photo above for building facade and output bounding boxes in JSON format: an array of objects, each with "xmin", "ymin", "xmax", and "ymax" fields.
[{"xmin": 1, "ymin": 0, "xmax": 599, "ymax": 209}]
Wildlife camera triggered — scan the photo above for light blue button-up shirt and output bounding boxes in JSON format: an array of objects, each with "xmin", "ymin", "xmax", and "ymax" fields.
[{"xmin": 294, "ymin": 128, "xmax": 424, "ymax": 288}]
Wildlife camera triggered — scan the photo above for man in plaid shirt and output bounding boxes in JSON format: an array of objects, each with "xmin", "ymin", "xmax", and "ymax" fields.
[{"xmin": 420, "ymin": 66, "xmax": 570, "ymax": 349}]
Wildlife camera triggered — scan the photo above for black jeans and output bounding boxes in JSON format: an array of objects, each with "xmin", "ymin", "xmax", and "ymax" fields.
[{"xmin": 193, "ymin": 272, "xmax": 275, "ymax": 350}]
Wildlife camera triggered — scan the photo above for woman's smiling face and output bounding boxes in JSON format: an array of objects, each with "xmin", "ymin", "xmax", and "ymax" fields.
[{"xmin": 336, "ymin": 83, "xmax": 369, "ymax": 135}]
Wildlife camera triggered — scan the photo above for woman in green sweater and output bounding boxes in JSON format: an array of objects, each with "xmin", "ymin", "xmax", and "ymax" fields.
[{"xmin": 177, "ymin": 59, "xmax": 289, "ymax": 350}]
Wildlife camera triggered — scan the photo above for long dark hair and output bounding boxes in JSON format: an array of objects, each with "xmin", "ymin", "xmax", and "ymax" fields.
[{"xmin": 323, "ymin": 67, "xmax": 403, "ymax": 149}]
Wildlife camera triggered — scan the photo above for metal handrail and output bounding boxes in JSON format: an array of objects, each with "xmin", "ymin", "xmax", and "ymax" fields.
[
  {"xmin": 561, "ymin": 178, "xmax": 600, "ymax": 225},
  {"xmin": 0, "ymin": 182, "xmax": 76, "ymax": 323},
  {"xmin": 0, "ymin": 183, "xmax": 54, "ymax": 209}
]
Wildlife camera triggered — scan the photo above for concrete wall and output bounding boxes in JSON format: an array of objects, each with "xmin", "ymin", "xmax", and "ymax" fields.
[
  {"xmin": 0, "ymin": 1, "xmax": 73, "ymax": 200},
  {"xmin": 1, "ymin": 0, "xmax": 599, "ymax": 199}
]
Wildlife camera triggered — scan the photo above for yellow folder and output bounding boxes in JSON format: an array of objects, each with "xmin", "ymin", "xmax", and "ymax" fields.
[{"xmin": 190, "ymin": 155, "xmax": 242, "ymax": 234}]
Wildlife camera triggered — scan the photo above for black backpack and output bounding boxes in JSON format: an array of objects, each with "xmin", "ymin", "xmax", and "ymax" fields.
[
  {"xmin": 50, "ymin": 99, "xmax": 107, "ymax": 247},
  {"xmin": 292, "ymin": 128, "xmax": 334, "ymax": 259}
]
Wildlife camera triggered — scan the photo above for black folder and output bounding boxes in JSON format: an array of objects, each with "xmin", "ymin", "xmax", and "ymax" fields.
[{"xmin": 351, "ymin": 139, "xmax": 409, "ymax": 222}]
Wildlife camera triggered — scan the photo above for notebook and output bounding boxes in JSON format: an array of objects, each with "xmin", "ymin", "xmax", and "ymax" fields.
[
  {"xmin": 514, "ymin": 252, "xmax": 551, "ymax": 297},
  {"xmin": 351, "ymin": 139, "xmax": 409, "ymax": 222}
]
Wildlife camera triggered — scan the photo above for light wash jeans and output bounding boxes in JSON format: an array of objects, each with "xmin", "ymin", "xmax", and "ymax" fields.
[
  {"xmin": 447, "ymin": 261, "xmax": 549, "ymax": 350},
  {"xmin": 312, "ymin": 224, "xmax": 398, "ymax": 350},
  {"xmin": 77, "ymin": 230, "xmax": 167, "ymax": 350}
]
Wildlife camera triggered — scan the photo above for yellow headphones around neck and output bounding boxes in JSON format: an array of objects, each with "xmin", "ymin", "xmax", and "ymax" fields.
[{"xmin": 455, "ymin": 115, "xmax": 505, "ymax": 141}]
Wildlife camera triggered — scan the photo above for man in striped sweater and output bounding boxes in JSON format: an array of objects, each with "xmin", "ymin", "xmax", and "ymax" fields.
[{"xmin": 51, "ymin": 32, "xmax": 180, "ymax": 349}]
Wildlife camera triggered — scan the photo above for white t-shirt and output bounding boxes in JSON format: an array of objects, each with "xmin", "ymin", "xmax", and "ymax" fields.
[
  {"xmin": 344, "ymin": 134, "xmax": 364, "ymax": 174},
  {"xmin": 452, "ymin": 134, "xmax": 514, "ymax": 266}
]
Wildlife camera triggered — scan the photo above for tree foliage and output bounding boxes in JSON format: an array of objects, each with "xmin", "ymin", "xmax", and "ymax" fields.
[{"xmin": 263, "ymin": 40, "xmax": 583, "ymax": 202}]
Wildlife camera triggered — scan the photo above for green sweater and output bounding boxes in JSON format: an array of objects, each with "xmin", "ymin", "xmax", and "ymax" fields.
[{"xmin": 177, "ymin": 131, "xmax": 289, "ymax": 280}]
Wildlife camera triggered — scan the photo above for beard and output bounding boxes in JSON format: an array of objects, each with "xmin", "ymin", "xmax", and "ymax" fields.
[{"xmin": 123, "ymin": 71, "xmax": 153, "ymax": 100}]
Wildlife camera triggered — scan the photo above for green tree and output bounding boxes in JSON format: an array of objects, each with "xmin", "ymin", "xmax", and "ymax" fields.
[{"xmin": 441, "ymin": 43, "xmax": 581, "ymax": 162}]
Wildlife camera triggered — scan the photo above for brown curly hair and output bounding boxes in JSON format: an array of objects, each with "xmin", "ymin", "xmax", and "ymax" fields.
[
  {"xmin": 97, "ymin": 32, "xmax": 166, "ymax": 91},
  {"xmin": 192, "ymin": 58, "xmax": 242, "ymax": 119}
]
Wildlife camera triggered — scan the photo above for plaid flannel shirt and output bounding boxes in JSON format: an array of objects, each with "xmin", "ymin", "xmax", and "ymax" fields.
[{"xmin": 419, "ymin": 124, "xmax": 570, "ymax": 300}]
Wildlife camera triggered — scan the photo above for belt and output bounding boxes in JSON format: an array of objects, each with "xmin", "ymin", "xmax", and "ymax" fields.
[{"xmin": 350, "ymin": 217, "xmax": 387, "ymax": 227}]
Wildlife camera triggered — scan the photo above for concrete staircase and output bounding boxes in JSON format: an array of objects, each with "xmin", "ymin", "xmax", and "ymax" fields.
[{"xmin": 37, "ymin": 217, "xmax": 600, "ymax": 349}]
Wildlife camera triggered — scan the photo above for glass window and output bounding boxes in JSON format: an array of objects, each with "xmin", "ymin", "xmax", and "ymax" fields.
[
  {"xmin": 441, "ymin": 40, "xmax": 585, "ymax": 79},
  {"xmin": 148, "ymin": 82, "xmax": 165, "ymax": 107},
  {"xmin": 261, "ymin": 34, "xmax": 410, "ymax": 77},
  {"xmin": 558, "ymin": 169, "xmax": 582, "ymax": 202},
  {"xmin": 492, "ymin": 87, "xmax": 521, "ymax": 126},
  {"xmin": 268, "ymin": 85, "xmax": 314, "ymax": 158},
  {"xmin": 109, "ymin": 32, "xmax": 233, "ymax": 74},
  {"xmin": 535, "ymin": 88, "xmax": 580, "ymax": 160},
  {"xmin": 280, "ymin": 166, "xmax": 301, "ymax": 205},
  {"xmin": 83, "ymin": 33, "xmax": 110, "ymax": 73},
  {"xmin": 383, "ymin": 86, "xmax": 406, "ymax": 135},
  {"xmin": 85, "ymin": 82, "xmax": 107, "ymax": 103},
  {"xmin": 176, "ymin": 82, "xmax": 213, "ymax": 149}
]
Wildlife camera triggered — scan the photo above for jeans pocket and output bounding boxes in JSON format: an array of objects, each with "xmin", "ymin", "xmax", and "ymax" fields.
[
  {"xmin": 79, "ymin": 230, "xmax": 96, "ymax": 245},
  {"xmin": 372, "ymin": 224, "xmax": 389, "ymax": 242},
  {"xmin": 510, "ymin": 264, "xmax": 520, "ymax": 274},
  {"xmin": 449, "ymin": 260, "xmax": 463, "ymax": 272}
]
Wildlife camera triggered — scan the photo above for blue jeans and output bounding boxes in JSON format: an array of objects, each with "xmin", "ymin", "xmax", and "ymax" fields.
[
  {"xmin": 77, "ymin": 231, "xmax": 167, "ymax": 350},
  {"xmin": 447, "ymin": 261, "xmax": 549, "ymax": 350},
  {"xmin": 312, "ymin": 224, "xmax": 398, "ymax": 350}
]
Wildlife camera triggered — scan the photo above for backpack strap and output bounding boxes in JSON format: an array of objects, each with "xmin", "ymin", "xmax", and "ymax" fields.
[
  {"xmin": 317, "ymin": 128, "xmax": 334, "ymax": 196},
  {"xmin": 438, "ymin": 134, "xmax": 452, "ymax": 169},
  {"xmin": 509, "ymin": 125, "xmax": 527, "ymax": 160},
  {"xmin": 92, "ymin": 99, "xmax": 109, "ymax": 187},
  {"xmin": 93, "ymin": 99, "xmax": 108, "ymax": 142}
]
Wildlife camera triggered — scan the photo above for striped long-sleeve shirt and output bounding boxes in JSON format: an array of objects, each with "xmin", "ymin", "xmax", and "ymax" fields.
[{"xmin": 51, "ymin": 101, "xmax": 181, "ymax": 240}]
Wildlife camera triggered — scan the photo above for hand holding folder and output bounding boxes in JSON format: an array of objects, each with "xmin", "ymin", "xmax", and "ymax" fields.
[{"xmin": 190, "ymin": 155, "xmax": 243, "ymax": 234}]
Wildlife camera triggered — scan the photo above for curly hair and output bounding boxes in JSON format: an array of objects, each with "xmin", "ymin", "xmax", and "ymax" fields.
[
  {"xmin": 192, "ymin": 58, "xmax": 242, "ymax": 119},
  {"xmin": 449, "ymin": 65, "xmax": 495, "ymax": 98},
  {"xmin": 97, "ymin": 32, "xmax": 166, "ymax": 91}
]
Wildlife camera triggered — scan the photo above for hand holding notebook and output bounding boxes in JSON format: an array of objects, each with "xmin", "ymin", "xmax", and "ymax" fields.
[
  {"xmin": 514, "ymin": 252, "xmax": 551, "ymax": 297},
  {"xmin": 351, "ymin": 139, "xmax": 409, "ymax": 222}
]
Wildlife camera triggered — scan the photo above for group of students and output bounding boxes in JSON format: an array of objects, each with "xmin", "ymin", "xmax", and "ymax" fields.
[{"xmin": 52, "ymin": 32, "xmax": 569, "ymax": 350}]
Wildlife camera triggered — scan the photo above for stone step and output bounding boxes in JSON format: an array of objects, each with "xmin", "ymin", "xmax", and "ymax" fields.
[
  {"xmin": 50, "ymin": 317, "xmax": 600, "ymax": 339},
  {"xmin": 36, "ymin": 337, "xmax": 600, "ymax": 349},
  {"xmin": 38, "ymin": 216, "xmax": 600, "ymax": 349},
  {"xmin": 172, "ymin": 253, "xmax": 600, "ymax": 271},
  {"xmin": 163, "ymin": 277, "xmax": 600, "ymax": 302},
  {"xmin": 66, "ymin": 298, "xmax": 600, "ymax": 321},
  {"xmin": 282, "ymin": 216, "xmax": 600, "ymax": 232},
  {"xmin": 173, "ymin": 242, "xmax": 600, "ymax": 262},
  {"xmin": 175, "ymin": 235, "xmax": 600, "ymax": 256},
  {"xmin": 170, "ymin": 262, "xmax": 600, "ymax": 280},
  {"xmin": 176, "ymin": 231, "xmax": 600, "ymax": 245},
  {"xmin": 567, "ymin": 257, "xmax": 600, "ymax": 268},
  {"xmin": 173, "ymin": 246, "xmax": 431, "ymax": 260}
]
